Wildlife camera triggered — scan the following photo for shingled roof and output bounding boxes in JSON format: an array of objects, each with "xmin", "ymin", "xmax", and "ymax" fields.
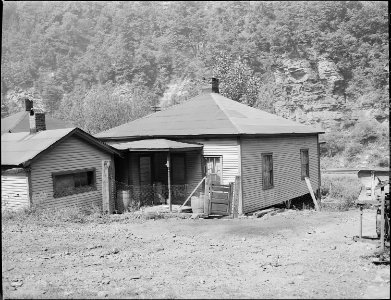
[
  {"xmin": 1, "ymin": 111, "xmax": 74, "ymax": 135},
  {"xmin": 95, "ymin": 92, "xmax": 324, "ymax": 140},
  {"xmin": 1, "ymin": 128, "xmax": 120, "ymax": 167}
]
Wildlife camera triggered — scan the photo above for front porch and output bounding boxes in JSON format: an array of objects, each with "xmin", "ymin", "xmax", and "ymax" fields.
[{"xmin": 109, "ymin": 139, "xmax": 205, "ymax": 212}]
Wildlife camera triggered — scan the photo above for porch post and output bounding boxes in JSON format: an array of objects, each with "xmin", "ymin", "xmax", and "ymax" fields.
[{"xmin": 167, "ymin": 152, "xmax": 172, "ymax": 212}]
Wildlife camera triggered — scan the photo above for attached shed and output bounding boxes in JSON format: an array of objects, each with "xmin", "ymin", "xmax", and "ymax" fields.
[
  {"xmin": 96, "ymin": 80, "xmax": 324, "ymax": 214},
  {"xmin": 1, "ymin": 128, "xmax": 120, "ymax": 212}
]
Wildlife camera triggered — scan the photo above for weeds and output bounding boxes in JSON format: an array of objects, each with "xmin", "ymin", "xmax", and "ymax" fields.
[
  {"xmin": 2, "ymin": 201, "xmax": 190, "ymax": 227},
  {"xmin": 321, "ymin": 175, "xmax": 363, "ymax": 211}
]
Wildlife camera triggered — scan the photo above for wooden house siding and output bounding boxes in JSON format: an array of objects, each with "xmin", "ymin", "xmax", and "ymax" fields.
[
  {"xmin": 185, "ymin": 151, "xmax": 203, "ymax": 198},
  {"xmin": 241, "ymin": 135, "xmax": 319, "ymax": 213},
  {"xmin": 185, "ymin": 138, "xmax": 240, "ymax": 185},
  {"xmin": 1, "ymin": 173, "xmax": 30, "ymax": 210},
  {"xmin": 30, "ymin": 135, "xmax": 112, "ymax": 210}
]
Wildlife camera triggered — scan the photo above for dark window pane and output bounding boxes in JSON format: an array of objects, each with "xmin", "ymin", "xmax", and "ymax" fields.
[
  {"xmin": 262, "ymin": 154, "xmax": 273, "ymax": 189},
  {"xmin": 87, "ymin": 171, "xmax": 94, "ymax": 185},
  {"xmin": 53, "ymin": 169, "xmax": 96, "ymax": 198}
]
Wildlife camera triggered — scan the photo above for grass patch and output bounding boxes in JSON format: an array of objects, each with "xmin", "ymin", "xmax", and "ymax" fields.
[
  {"xmin": 321, "ymin": 174, "xmax": 363, "ymax": 211},
  {"xmin": 2, "ymin": 202, "xmax": 191, "ymax": 227}
]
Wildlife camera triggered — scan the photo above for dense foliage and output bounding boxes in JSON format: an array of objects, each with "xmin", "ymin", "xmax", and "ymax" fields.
[{"xmin": 1, "ymin": 1, "xmax": 389, "ymax": 166}]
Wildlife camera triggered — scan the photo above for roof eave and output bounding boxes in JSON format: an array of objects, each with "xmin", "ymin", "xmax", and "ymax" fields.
[
  {"xmin": 97, "ymin": 131, "xmax": 324, "ymax": 141},
  {"xmin": 127, "ymin": 147, "xmax": 203, "ymax": 152}
]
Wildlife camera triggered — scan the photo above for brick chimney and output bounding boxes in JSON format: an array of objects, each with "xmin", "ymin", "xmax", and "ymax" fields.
[
  {"xmin": 29, "ymin": 109, "xmax": 46, "ymax": 134},
  {"xmin": 25, "ymin": 99, "xmax": 33, "ymax": 111},
  {"xmin": 201, "ymin": 77, "xmax": 219, "ymax": 94}
]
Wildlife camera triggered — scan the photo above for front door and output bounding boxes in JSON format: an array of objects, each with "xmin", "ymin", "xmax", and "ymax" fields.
[{"xmin": 205, "ymin": 156, "xmax": 222, "ymax": 184}]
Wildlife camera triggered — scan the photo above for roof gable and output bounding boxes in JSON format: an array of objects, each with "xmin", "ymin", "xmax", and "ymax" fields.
[
  {"xmin": 1, "ymin": 128, "xmax": 120, "ymax": 167},
  {"xmin": 95, "ymin": 93, "xmax": 323, "ymax": 139}
]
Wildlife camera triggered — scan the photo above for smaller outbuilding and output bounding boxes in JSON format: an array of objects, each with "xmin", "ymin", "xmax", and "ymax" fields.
[{"xmin": 1, "ymin": 124, "xmax": 120, "ymax": 212}]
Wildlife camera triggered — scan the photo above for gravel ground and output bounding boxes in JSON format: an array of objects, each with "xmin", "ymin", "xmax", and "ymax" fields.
[{"xmin": 2, "ymin": 208, "xmax": 390, "ymax": 299}]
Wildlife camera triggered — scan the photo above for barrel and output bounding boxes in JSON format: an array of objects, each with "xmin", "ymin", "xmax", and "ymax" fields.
[
  {"xmin": 191, "ymin": 195, "xmax": 204, "ymax": 214},
  {"xmin": 117, "ymin": 190, "xmax": 131, "ymax": 213}
]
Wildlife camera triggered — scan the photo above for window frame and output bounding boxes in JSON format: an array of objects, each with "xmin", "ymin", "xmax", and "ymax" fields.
[
  {"xmin": 261, "ymin": 153, "xmax": 274, "ymax": 190},
  {"xmin": 204, "ymin": 155, "xmax": 223, "ymax": 183},
  {"xmin": 52, "ymin": 168, "xmax": 96, "ymax": 198},
  {"xmin": 300, "ymin": 149, "xmax": 310, "ymax": 180}
]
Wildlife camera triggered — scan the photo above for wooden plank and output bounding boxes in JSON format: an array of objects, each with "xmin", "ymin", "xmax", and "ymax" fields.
[
  {"xmin": 380, "ymin": 186, "xmax": 385, "ymax": 252},
  {"xmin": 211, "ymin": 185, "xmax": 230, "ymax": 192},
  {"xmin": 102, "ymin": 160, "xmax": 112, "ymax": 214},
  {"xmin": 167, "ymin": 152, "xmax": 172, "ymax": 212},
  {"xmin": 228, "ymin": 182, "xmax": 233, "ymax": 216},
  {"xmin": 211, "ymin": 191, "xmax": 229, "ymax": 200},
  {"xmin": 232, "ymin": 176, "xmax": 240, "ymax": 218},
  {"xmin": 253, "ymin": 208, "xmax": 277, "ymax": 218},
  {"xmin": 210, "ymin": 203, "xmax": 229, "ymax": 215},
  {"xmin": 305, "ymin": 177, "xmax": 320, "ymax": 211},
  {"xmin": 204, "ymin": 175, "xmax": 211, "ymax": 216},
  {"xmin": 210, "ymin": 199, "xmax": 230, "ymax": 205}
]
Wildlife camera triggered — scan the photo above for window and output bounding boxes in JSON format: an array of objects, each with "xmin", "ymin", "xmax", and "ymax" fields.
[
  {"xmin": 262, "ymin": 153, "xmax": 273, "ymax": 189},
  {"xmin": 300, "ymin": 149, "xmax": 309, "ymax": 179},
  {"xmin": 204, "ymin": 156, "xmax": 222, "ymax": 184},
  {"xmin": 53, "ymin": 168, "xmax": 96, "ymax": 198}
]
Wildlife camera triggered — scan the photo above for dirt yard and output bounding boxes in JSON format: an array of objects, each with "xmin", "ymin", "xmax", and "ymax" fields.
[{"xmin": 2, "ymin": 208, "xmax": 390, "ymax": 299}]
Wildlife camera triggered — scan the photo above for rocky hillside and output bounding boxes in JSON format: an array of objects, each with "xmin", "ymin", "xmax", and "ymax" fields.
[{"xmin": 273, "ymin": 57, "xmax": 388, "ymax": 131}]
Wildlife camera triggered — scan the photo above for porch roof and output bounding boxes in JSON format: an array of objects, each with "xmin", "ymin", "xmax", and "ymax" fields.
[{"xmin": 108, "ymin": 138, "xmax": 203, "ymax": 152}]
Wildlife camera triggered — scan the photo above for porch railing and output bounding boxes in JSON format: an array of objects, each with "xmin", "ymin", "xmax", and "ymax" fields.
[{"xmin": 114, "ymin": 181, "xmax": 188, "ymax": 211}]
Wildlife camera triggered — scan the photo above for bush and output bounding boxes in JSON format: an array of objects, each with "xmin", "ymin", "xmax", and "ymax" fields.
[
  {"xmin": 351, "ymin": 120, "xmax": 381, "ymax": 145},
  {"xmin": 345, "ymin": 142, "xmax": 364, "ymax": 161},
  {"xmin": 320, "ymin": 132, "xmax": 347, "ymax": 157},
  {"xmin": 321, "ymin": 175, "xmax": 363, "ymax": 210},
  {"xmin": 378, "ymin": 157, "xmax": 390, "ymax": 167}
]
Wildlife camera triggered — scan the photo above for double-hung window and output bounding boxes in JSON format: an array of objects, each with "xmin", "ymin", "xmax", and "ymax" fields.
[
  {"xmin": 262, "ymin": 153, "xmax": 274, "ymax": 190},
  {"xmin": 300, "ymin": 149, "xmax": 309, "ymax": 179}
]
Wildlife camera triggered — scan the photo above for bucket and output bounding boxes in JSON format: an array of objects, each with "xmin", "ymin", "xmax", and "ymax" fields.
[
  {"xmin": 117, "ymin": 190, "xmax": 131, "ymax": 213},
  {"xmin": 191, "ymin": 195, "xmax": 204, "ymax": 214}
]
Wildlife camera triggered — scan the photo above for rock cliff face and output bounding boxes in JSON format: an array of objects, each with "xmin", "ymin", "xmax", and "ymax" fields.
[{"xmin": 272, "ymin": 58, "xmax": 388, "ymax": 132}]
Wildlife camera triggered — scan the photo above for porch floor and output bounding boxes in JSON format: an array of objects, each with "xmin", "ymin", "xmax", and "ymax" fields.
[{"xmin": 142, "ymin": 204, "xmax": 193, "ymax": 213}]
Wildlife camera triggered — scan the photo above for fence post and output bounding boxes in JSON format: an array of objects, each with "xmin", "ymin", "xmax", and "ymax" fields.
[
  {"xmin": 204, "ymin": 175, "xmax": 211, "ymax": 216},
  {"xmin": 232, "ymin": 176, "xmax": 240, "ymax": 218},
  {"xmin": 380, "ymin": 185, "xmax": 385, "ymax": 252}
]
